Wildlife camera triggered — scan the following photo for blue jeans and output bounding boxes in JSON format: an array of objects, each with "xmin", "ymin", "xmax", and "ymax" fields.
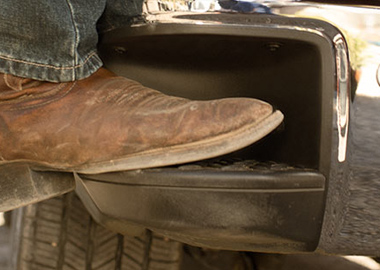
[{"xmin": 0, "ymin": 0, "xmax": 143, "ymax": 82}]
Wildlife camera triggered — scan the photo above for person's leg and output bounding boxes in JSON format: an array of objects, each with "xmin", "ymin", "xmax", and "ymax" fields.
[
  {"xmin": 0, "ymin": 0, "xmax": 106, "ymax": 82},
  {"xmin": 0, "ymin": 1, "xmax": 284, "ymax": 173}
]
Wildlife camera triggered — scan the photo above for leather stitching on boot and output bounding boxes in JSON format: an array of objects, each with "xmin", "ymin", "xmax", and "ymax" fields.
[{"xmin": 6, "ymin": 82, "xmax": 76, "ymax": 111}]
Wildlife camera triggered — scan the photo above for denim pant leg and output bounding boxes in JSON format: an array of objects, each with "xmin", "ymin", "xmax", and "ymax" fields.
[
  {"xmin": 0, "ymin": 0, "xmax": 107, "ymax": 82},
  {"xmin": 0, "ymin": 0, "xmax": 145, "ymax": 82}
]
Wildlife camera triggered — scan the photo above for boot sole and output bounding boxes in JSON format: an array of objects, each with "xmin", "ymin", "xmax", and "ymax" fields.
[
  {"xmin": 74, "ymin": 110, "xmax": 284, "ymax": 174},
  {"xmin": 3, "ymin": 110, "xmax": 283, "ymax": 174}
]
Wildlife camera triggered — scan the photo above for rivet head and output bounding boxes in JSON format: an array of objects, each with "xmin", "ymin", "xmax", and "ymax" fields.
[
  {"xmin": 114, "ymin": 46, "xmax": 127, "ymax": 54},
  {"xmin": 266, "ymin": 42, "xmax": 283, "ymax": 52}
]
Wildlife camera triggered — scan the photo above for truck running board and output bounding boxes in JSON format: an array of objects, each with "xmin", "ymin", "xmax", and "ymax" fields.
[{"xmin": 75, "ymin": 159, "xmax": 325, "ymax": 253}]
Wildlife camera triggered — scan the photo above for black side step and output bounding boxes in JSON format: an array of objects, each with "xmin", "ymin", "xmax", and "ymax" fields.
[{"xmin": 75, "ymin": 160, "xmax": 326, "ymax": 253}]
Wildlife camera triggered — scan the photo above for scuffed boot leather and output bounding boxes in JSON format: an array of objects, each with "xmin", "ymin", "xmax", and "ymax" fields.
[{"xmin": 0, "ymin": 68, "xmax": 283, "ymax": 174}]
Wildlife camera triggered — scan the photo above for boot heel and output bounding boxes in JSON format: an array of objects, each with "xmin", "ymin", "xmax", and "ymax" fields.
[{"xmin": 0, "ymin": 162, "xmax": 75, "ymax": 212}]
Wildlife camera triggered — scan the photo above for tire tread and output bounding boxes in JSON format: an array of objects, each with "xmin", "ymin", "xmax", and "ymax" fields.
[{"xmin": 11, "ymin": 193, "xmax": 182, "ymax": 270}]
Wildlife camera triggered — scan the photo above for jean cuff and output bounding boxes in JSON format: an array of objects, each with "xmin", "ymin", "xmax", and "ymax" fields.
[{"xmin": 0, "ymin": 51, "xmax": 103, "ymax": 82}]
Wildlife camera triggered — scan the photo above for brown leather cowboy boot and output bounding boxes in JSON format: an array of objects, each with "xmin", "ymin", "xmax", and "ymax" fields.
[{"xmin": 0, "ymin": 68, "xmax": 283, "ymax": 174}]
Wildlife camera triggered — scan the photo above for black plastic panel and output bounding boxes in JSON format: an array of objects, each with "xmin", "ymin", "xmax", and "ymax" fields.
[
  {"xmin": 86, "ymin": 16, "xmax": 340, "ymax": 253},
  {"xmin": 100, "ymin": 32, "xmax": 322, "ymax": 169},
  {"xmin": 76, "ymin": 160, "xmax": 325, "ymax": 253}
]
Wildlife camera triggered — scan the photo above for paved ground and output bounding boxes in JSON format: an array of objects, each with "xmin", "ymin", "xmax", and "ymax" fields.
[{"xmin": 253, "ymin": 254, "xmax": 380, "ymax": 270}]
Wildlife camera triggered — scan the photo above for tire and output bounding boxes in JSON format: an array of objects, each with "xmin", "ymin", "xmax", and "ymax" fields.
[{"xmin": 10, "ymin": 192, "xmax": 183, "ymax": 270}]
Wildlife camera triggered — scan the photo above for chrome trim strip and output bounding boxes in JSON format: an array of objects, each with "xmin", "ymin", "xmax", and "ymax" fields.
[{"xmin": 333, "ymin": 35, "xmax": 350, "ymax": 162}]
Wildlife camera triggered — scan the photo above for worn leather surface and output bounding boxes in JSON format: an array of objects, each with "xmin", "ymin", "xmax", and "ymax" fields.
[{"xmin": 0, "ymin": 68, "xmax": 273, "ymax": 170}]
